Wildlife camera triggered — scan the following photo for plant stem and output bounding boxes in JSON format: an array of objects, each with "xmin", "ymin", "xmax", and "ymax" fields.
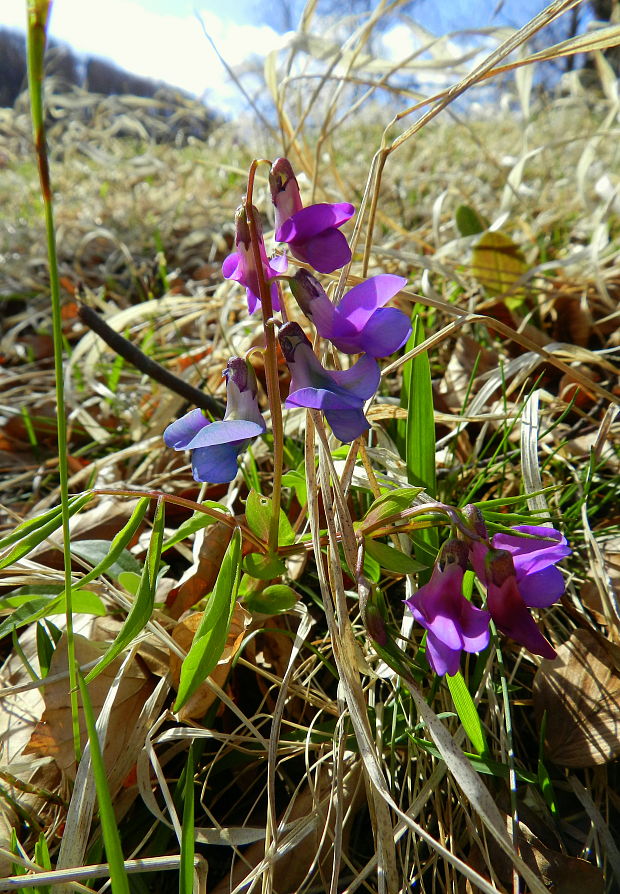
[
  {"xmin": 245, "ymin": 159, "xmax": 284, "ymax": 554},
  {"xmin": 26, "ymin": 0, "xmax": 81, "ymax": 763}
]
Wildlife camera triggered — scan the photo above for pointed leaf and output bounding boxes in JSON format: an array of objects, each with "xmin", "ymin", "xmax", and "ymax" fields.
[
  {"xmin": 446, "ymin": 671, "xmax": 489, "ymax": 756},
  {"xmin": 85, "ymin": 498, "xmax": 165, "ymax": 682},
  {"xmin": 245, "ymin": 489, "xmax": 295, "ymax": 546},
  {"xmin": 364, "ymin": 539, "xmax": 426, "ymax": 575}
]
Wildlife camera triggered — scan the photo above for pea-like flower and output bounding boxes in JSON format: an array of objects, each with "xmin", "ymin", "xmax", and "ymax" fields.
[
  {"xmin": 471, "ymin": 525, "xmax": 571, "ymax": 658},
  {"xmin": 405, "ymin": 540, "xmax": 491, "ymax": 677},
  {"xmin": 163, "ymin": 357, "xmax": 265, "ymax": 484},
  {"xmin": 290, "ymin": 269, "xmax": 411, "ymax": 357},
  {"xmin": 270, "ymin": 158, "xmax": 354, "ymax": 274},
  {"xmin": 277, "ymin": 321, "xmax": 380, "ymax": 443},
  {"xmin": 222, "ymin": 205, "xmax": 287, "ymax": 315}
]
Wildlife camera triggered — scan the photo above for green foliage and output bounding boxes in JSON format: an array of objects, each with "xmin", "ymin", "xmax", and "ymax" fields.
[{"xmin": 174, "ymin": 528, "xmax": 242, "ymax": 712}]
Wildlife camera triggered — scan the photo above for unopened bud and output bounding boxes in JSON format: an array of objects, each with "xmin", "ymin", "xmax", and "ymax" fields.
[
  {"xmin": 463, "ymin": 504, "xmax": 488, "ymax": 540},
  {"xmin": 269, "ymin": 158, "xmax": 303, "ymax": 232},
  {"xmin": 485, "ymin": 548, "xmax": 516, "ymax": 587}
]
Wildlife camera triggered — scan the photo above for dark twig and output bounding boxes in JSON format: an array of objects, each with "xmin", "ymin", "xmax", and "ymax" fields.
[{"xmin": 77, "ymin": 303, "xmax": 225, "ymax": 417}]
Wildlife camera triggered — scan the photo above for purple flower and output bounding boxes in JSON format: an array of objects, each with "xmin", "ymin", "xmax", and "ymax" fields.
[
  {"xmin": 222, "ymin": 205, "xmax": 287, "ymax": 315},
  {"xmin": 290, "ymin": 269, "xmax": 411, "ymax": 357},
  {"xmin": 270, "ymin": 157, "xmax": 354, "ymax": 274},
  {"xmin": 471, "ymin": 525, "xmax": 570, "ymax": 658},
  {"xmin": 405, "ymin": 541, "xmax": 491, "ymax": 676},
  {"xmin": 163, "ymin": 357, "xmax": 265, "ymax": 483},
  {"xmin": 277, "ymin": 321, "xmax": 380, "ymax": 442}
]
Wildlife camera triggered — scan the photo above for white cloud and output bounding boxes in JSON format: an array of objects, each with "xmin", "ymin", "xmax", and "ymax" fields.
[{"xmin": 1, "ymin": 0, "xmax": 288, "ymax": 108}]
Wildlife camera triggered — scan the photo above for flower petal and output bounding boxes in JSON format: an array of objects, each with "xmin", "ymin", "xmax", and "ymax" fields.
[
  {"xmin": 335, "ymin": 275, "xmax": 407, "ymax": 328},
  {"xmin": 426, "ymin": 633, "xmax": 461, "ymax": 677},
  {"xmin": 286, "ymin": 386, "xmax": 365, "ymax": 411},
  {"xmin": 487, "ymin": 577, "xmax": 556, "ymax": 659},
  {"xmin": 517, "ymin": 565, "xmax": 566, "ymax": 608},
  {"xmin": 326, "ymin": 353, "xmax": 380, "ymax": 401},
  {"xmin": 191, "ymin": 441, "xmax": 247, "ymax": 484},
  {"xmin": 186, "ymin": 419, "xmax": 265, "ymax": 449},
  {"xmin": 349, "ymin": 307, "xmax": 412, "ymax": 357},
  {"xmin": 324, "ymin": 407, "xmax": 370, "ymax": 442},
  {"xmin": 493, "ymin": 525, "xmax": 571, "ymax": 574},
  {"xmin": 164, "ymin": 408, "xmax": 209, "ymax": 449},
  {"xmin": 290, "ymin": 229, "xmax": 352, "ymax": 274},
  {"xmin": 276, "ymin": 202, "xmax": 354, "ymax": 243}
]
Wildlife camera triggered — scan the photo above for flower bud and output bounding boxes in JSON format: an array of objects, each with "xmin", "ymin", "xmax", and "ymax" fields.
[
  {"xmin": 269, "ymin": 158, "xmax": 303, "ymax": 232},
  {"xmin": 463, "ymin": 504, "xmax": 488, "ymax": 540}
]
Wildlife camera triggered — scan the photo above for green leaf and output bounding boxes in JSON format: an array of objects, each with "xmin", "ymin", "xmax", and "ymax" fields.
[
  {"xmin": 471, "ymin": 230, "xmax": 527, "ymax": 304},
  {"xmin": 74, "ymin": 497, "xmax": 149, "ymax": 588},
  {"xmin": 77, "ymin": 673, "xmax": 130, "ymax": 894},
  {"xmin": 162, "ymin": 501, "xmax": 231, "ymax": 552},
  {"xmin": 408, "ymin": 736, "xmax": 536, "ymax": 783},
  {"xmin": 0, "ymin": 493, "xmax": 91, "ymax": 571},
  {"xmin": 34, "ymin": 832, "xmax": 52, "ymax": 894},
  {"xmin": 245, "ymin": 490, "xmax": 295, "ymax": 546},
  {"xmin": 455, "ymin": 204, "xmax": 485, "ymax": 236},
  {"xmin": 0, "ymin": 590, "xmax": 105, "ymax": 641},
  {"xmin": 242, "ymin": 553, "xmax": 286, "ymax": 580},
  {"xmin": 117, "ymin": 571, "xmax": 141, "ymax": 596},
  {"xmin": 70, "ymin": 538, "xmax": 142, "ymax": 583},
  {"xmin": 179, "ymin": 743, "xmax": 195, "ymax": 894},
  {"xmin": 360, "ymin": 486, "xmax": 424, "ymax": 531},
  {"xmin": 365, "ymin": 539, "xmax": 426, "ymax": 575},
  {"xmin": 446, "ymin": 671, "xmax": 489, "ymax": 756},
  {"xmin": 174, "ymin": 528, "xmax": 242, "ymax": 712},
  {"xmin": 243, "ymin": 584, "xmax": 298, "ymax": 615},
  {"xmin": 36, "ymin": 621, "xmax": 55, "ymax": 678},
  {"xmin": 281, "ymin": 469, "xmax": 308, "ymax": 507},
  {"xmin": 85, "ymin": 498, "xmax": 165, "ymax": 682}
]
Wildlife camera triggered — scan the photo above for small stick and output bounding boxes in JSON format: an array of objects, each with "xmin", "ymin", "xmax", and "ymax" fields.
[{"xmin": 77, "ymin": 303, "xmax": 224, "ymax": 417}]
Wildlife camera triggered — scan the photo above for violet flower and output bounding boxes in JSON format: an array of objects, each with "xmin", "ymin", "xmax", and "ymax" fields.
[
  {"xmin": 277, "ymin": 321, "xmax": 380, "ymax": 443},
  {"xmin": 290, "ymin": 269, "xmax": 411, "ymax": 357},
  {"xmin": 163, "ymin": 357, "xmax": 265, "ymax": 484},
  {"xmin": 471, "ymin": 525, "xmax": 571, "ymax": 658},
  {"xmin": 270, "ymin": 158, "xmax": 354, "ymax": 274},
  {"xmin": 405, "ymin": 540, "xmax": 491, "ymax": 677},
  {"xmin": 222, "ymin": 205, "xmax": 287, "ymax": 315}
]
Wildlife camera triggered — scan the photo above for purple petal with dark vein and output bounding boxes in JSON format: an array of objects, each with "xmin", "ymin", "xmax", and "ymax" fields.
[
  {"xmin": 164, "ymin": 408, "xmax": 209, "ymax": 449},
  {"xmin": 221, "ymin": 252, "xmax": 242, "ymax": 281},
  {"xmin": 426, "ymin": 634, "xmax": 461, "ymax": 677},
  {"xmin": 487, "ymin": 577, "xmax": 556, "ymax": 659},
  {"xmin": 336, "ymin": 307, "xmax": 411, "ymax": 357},
  {"xmin": 191, "ymin": 441, "xmax": 247, "ymax": 484},
  {"xmin": 276, "ymin": 202, "xmax": 355, "ymax": 242},
  {"xmin": 517, "ymin": 565, "xmax": 566, "ymax": 608},
  {"xmin": 336, "ymin": 275, "xmax": 408, "ymax": 327},
  {"xmin": 324, "ymin": 407, "xmax": 370, "ymax": 442},
  {"xmin": 290, "ymin": 229, "xmax": 352, "ymax": 274},
  {"xmin": 186, "ymin": 419, "xmax": 265, "ymax": 449},
  {"xmin": 327, "ymin": 353, "xmax": 380, "ymax": 400}
]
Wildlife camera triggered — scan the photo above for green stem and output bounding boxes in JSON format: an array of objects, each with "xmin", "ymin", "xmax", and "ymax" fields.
[
  {"xmin": 245, "ymin": 160, "xmax": 284, "ymax": 555},
  {"xmin": 26, "ymin": 0, "xmax": 81, "ymax": 763}
]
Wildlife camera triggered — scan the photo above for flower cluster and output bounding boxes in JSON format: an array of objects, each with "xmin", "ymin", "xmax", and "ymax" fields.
[
  {"xmin": 405, "ymin": 514, "xmax": 571, "ymax": 676},
  {"xmin": 165, "ymin": 156, "xmax": 412, "ymax": 483}
]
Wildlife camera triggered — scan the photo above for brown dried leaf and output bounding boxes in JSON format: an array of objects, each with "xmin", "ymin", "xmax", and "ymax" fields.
[
  {"xmin": 169, "ymin": 602, "xmax": 252, "ymax": 721},
  {"xmin": 25, "ymin": 633, "xmax": 155, "ymax": 780},
  {"xmin": 533, "ymin": 628, "xmax": 620, "ymax": 767}
]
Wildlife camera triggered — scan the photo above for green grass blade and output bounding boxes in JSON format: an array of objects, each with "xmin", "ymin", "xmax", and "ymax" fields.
[
  {"xmin": 446, "ymin": 671, "xmax": 489, "ymax": 757},
  {"xmin": 26, "ymin": 0, "xmax": 81, "ymax": 762},
  {"xmin": 179, "ymin": 743, "xmax": 196, "ymax": 894},
  {"xmin": 174, "ymin": 528, "xmax": 241, "ymax": 712},
  {"xmin": 33, "ymin": 833, "xmax": 52, "ymax": 894},
  {"xmin": 85, "ymin": 498, "xmax": 165, "ymax": 682},
  {"xmin": 0, "ymin": 494, "xmax": 91, "ymax": 571},
  {"xmin": 76, "ymin": 672, "xmax": 130, "ymax": 894}
]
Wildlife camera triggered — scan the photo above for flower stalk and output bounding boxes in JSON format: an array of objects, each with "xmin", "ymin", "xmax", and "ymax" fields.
[{"xmin": 245, "ymin": 160, "xmax": 285, "ymax": 553}]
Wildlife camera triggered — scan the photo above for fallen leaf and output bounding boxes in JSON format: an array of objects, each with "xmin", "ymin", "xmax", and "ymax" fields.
[
  {"xmin": 533, "ymin": 628, "xmax": 620, "ymax": 767},
  {"xmin": 25, "ymin": 633, "xmax": 156, "ymax": 780},
  {"xmin": 471, "ymin": 230, "xmax": 527, "ymax": 302},
  {"xmin": 169, "ymin": 601, "xmax": 252, "ymax": 721}
]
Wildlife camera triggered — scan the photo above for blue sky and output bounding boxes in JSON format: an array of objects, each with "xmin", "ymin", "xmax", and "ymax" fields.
[{"xmin": 1, "ymin": 1, "xmax": 586, "ymax": 108}]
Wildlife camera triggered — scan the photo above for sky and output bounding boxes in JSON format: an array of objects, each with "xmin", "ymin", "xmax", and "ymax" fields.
[{"xmin": 1, "ymin": 0, "xmax": 584, "ymax": 110}]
